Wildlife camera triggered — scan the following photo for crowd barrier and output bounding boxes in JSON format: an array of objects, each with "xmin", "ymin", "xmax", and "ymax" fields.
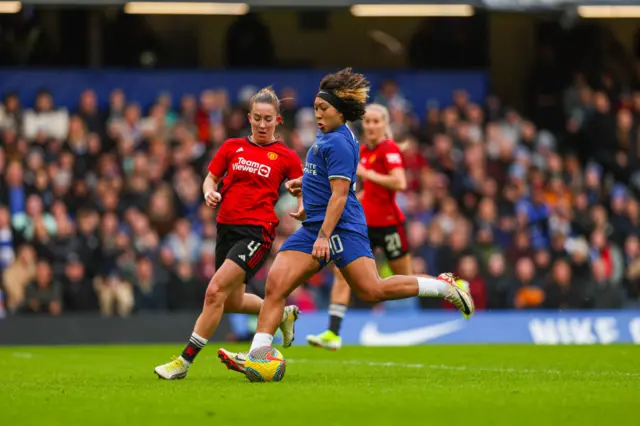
[
  {"xmin": 0, "ymin": 69, "xmax": 487, "ymax": 112},
  {"xmin": 285, "ymin": 310, "xmax": 640, "ymax": 345},
  {"xmin": 4, "ymin": 310, "xmax": 636, "ymax": 346},
  {"xmin": 0, "ymin": 313, "xmax": 231, "ymax": 345}
]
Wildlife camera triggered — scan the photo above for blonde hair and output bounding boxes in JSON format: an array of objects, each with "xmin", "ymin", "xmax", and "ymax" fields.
[
  {"xmin": 250, "ymin": 86, "xmax": 280, "ymax": 112},
  {"xmin": 366, "ymin": 103, "xmax": 393, "ymax": 140}
]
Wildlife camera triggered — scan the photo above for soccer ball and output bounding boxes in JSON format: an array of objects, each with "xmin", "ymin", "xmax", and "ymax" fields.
[{"xmin": 244, "ymin": 347, "xmax": 286, "ymax": 383}]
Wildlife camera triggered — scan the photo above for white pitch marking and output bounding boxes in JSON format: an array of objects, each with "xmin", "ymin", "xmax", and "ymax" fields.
[
  {"xmin": 11, "ymin": 352, "xmax": 34, "ymax": 359},
  {"xmin": 286, "ymin": 358, "xmax": 640, "ymax": 377}
]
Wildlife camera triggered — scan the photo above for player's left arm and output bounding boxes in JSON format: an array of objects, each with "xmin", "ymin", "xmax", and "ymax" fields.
[
  {"xmin": 290, "ymin": 195, "xmax": 306, "ymax": 221},
  {"xmin": 285, "ymin": 153, "xmax": 304, "ymax": 197},
  {"xmin": 321, "ymin": 178, "xmax": 350, "ymax": 235},
  {"xmin": 357, "ymin": 149, "xmax": 407, "ymax": 191}
]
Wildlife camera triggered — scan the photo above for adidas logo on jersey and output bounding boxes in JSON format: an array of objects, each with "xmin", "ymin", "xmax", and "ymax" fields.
[
  {"xmin": 238, "ymin": 254, "xmax": 246, "ymax": 261},
  {"xmin": 236, "ymin": 148, "xmax": 244, "ymax": 153}
]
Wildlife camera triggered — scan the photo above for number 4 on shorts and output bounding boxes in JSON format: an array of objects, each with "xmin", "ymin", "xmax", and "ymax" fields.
[{"xmin": 247, "ymin": 241, "xmax": 261, "ymax": 257}]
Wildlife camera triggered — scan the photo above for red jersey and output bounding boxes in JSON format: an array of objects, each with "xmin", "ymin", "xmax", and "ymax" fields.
[
  {"xmin": 208, "ymin": 137, "xmax": 303, "ymax": 230},
  {"xmin": 359, "ymin": 139, "xmax": 406, "ymax": 227}
]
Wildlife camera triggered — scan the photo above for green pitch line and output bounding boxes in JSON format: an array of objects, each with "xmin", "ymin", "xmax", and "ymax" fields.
[{"xmin": 1, "ymin": 345, "xmax": 638, "ymax": 426}]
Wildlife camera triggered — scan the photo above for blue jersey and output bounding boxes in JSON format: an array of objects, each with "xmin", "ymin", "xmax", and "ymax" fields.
[{"xmin": 302, "ymin": 124, "xmax": 368, "ymax": 236}]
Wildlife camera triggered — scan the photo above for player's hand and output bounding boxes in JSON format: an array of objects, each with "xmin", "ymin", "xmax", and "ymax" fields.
[
  {"xmin": 204, "ymin": 190, "xmax": 222, "ymax": 208},
  {"xmin": 290, "ymin": 206, "xmax": 306, "ymax": 221},
  {"xmin": 313, "ymin": 234, "xmax": 331, "ymax": 262},
  {"xmin": 285, "ymin": 177, "xmax": 303, "ymax": 197},
  {"xmin": 356, "ymin": 164, "xmax": 370, "ymax": 180}
]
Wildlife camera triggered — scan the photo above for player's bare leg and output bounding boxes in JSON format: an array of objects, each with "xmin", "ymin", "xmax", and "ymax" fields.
[
  {"xmin": 218, "ymin": 280, "xmax": 300, "ymax": 374},
  {"xmin": 308, "ymin": 254, "xmax": 416, "ymax": 350},
  {"xmin": 155, "ymin": 260, "xmax": 299, "ymax": 379},
  {"xmin": 329, "ymin": 266, "xmax": 351, "ymax": 305},
  {"xmin": 224, "ymin": 283, "xmax": 262, "ymax": 314},
  {"xmin": 388, "ymin": 253, "xmax": 413, "ymax": 276},
  {"xmin": 154, "ymin": 260, "xmax": 245, "ymax": 379},
  {"xmin": 307, "ymin": 266, "xmax": 349, "ymax": 350},
  {"xmin": 340, "ymin": 257, "xmax": 474, "ymax": 317},
  {"xmin": 251, "ymin": 251, "xmax": 318, "ymax": 348},
  {"xmin": 218, "ymin": 251, "xmax": 315, "ymax": 374}
]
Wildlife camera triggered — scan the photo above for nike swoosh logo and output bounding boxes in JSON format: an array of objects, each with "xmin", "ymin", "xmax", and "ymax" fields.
[
  {"xmin": 359, "ymin": 319, "xmax": 465, "ymax": 346},
  {"xmin": 266, "ymin": 353, "xmax": 284, "ymax": 363}
]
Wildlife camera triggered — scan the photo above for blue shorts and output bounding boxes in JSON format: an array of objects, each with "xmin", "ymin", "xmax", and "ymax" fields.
[{"xmin": 280, "ymin": 225, "xmax": 374, "ymax": 269}]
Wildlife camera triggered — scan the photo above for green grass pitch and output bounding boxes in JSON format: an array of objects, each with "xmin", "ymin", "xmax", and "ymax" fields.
[{"xmin": 1, "ymin": 344, "xmax": 639, "ymax": 426}]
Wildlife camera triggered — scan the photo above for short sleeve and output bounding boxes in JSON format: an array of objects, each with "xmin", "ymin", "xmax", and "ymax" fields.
[
  {"xmin": 286, "ymin": 153, "xmax": 304, "ymax": 180},
  {"xmin": 325, "ymin": 136, "xmax": 355, "ymax": 182},
  {"xmin": 382, "ymin": 143, "xmax": 404, "ymax": 171},
  {"xmin": 208, "ymin": 142, "xmax": 230, "ymax": 178}
]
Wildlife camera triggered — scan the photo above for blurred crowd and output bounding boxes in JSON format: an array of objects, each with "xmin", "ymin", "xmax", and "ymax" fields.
[{"xmin": 0, "ymin": 74, "xmax": 639, "ymax": 319}]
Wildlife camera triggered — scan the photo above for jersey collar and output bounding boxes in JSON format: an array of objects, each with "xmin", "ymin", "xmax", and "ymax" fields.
[{"xmin": 245, "ymin": 136, "xmax": 280, "ymax": 147}]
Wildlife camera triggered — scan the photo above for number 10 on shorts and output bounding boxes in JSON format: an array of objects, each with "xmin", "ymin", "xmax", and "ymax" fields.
[{"xmin": 329, "ymin": 235, "xmax": 343, "ymax": 255}]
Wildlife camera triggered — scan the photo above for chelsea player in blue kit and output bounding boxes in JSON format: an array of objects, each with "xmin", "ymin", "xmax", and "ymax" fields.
[{"xmin": 218, "ymin": 68, "xmax": 474, "ymax": 373}]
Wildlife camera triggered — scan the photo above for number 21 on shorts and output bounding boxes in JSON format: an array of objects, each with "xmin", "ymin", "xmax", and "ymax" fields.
[{"xmin": 385, "ymin": 233, "xmax": 401, "ymax": 253}]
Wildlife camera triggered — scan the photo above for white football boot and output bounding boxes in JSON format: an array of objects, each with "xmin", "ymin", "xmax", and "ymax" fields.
[
  {"xmin": 438, "ymin": 273, "xmax": 475, "ymax": 318},
  {"xmin": 280, "ymin": 305, "xmax": 300, "ymax": 348},
  {"xmin": 306, "ymin": 330, "xmax": 342, "ymax": 351},
  {"xmin": 217, "ymin": 349, "xmax": 247, "ymax": 374},
  {"xmin": 154, "ymin": 356, "xmax": 190, "ymax": 380}
]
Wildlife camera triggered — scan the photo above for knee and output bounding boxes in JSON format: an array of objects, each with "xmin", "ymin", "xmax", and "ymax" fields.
[
  {"xmin": 264, "ymin": 272, "xmax": 288, "ymax": 300},
  {"xmin": 204, "ymin": 281, "xmax": 228, "ymax": 308},
  {"xmin": 353, "ymin": 281, "xmax": 384, "ymax": 304}
]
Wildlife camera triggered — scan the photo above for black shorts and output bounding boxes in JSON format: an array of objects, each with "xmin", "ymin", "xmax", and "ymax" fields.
[
  {"xmin": 215, "ymin": 224, "xmax": 273, "ymax": 282},
  {"xmin": 367, "ymin": 223, "xmax": 410, "ymax": 261}
]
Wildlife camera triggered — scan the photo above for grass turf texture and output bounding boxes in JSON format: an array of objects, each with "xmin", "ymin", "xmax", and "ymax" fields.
[{"xmin": 1, "ymin": 345, "xmax": 638, "ymax": 426}]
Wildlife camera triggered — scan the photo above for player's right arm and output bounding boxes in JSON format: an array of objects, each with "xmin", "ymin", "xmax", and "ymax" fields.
[
  {"xmin": 202, "ymin": 172, "xmax": 222, "ymax": 208},
  {"xmin": 204, "ymin": 142, "xmax": 230, "ymax": 209}
]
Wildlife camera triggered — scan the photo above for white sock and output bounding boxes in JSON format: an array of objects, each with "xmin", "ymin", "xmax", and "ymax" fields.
[
  {"xmin": 191, "ymin": 332, "xmax": 208, "ymax": 347},
  {"xmin": 179, "ymin": 332, "xmax": 208, "ymax": 366},
  {"xmin": 417, "ymin": 277, "xmax": 448, "ymax": 297},
  {"xmin": 281, "ymin": 309, "xmax": 287, "ymax": 323},
  {"xmin": 250, "ymin": 332, "xmax": 274, "ymax": 352},
  {"xmin": 328, "ymin": 303, "xmax": 347, "ymax": 319}
]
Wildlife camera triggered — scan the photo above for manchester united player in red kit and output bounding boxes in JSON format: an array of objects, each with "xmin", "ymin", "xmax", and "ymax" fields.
[
  {"xmin": 155, "ymin": 87, "xmax": 303, "ymax": 379},
  {"xmin": 307, "ymin": 104, "xmax": 415, "ymax": 350}
]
